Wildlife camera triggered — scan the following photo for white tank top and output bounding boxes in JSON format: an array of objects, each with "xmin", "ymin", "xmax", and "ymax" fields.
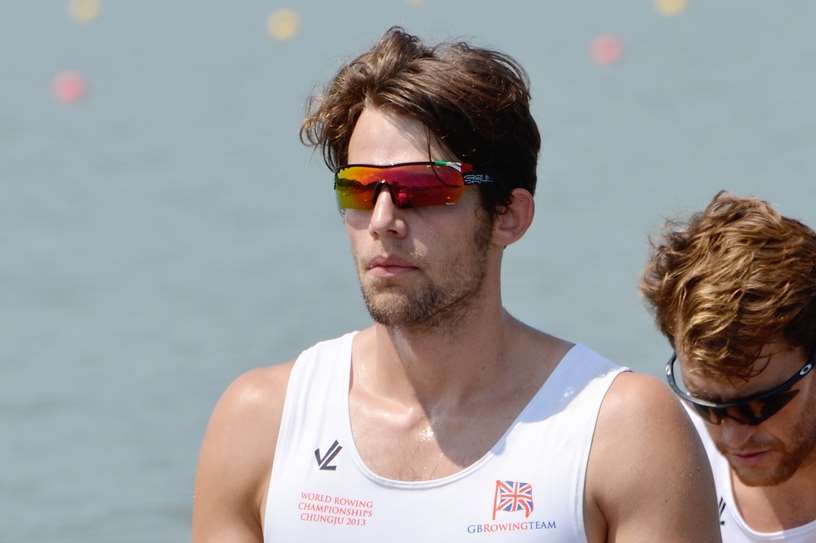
[
  {"xmin": 684, "ymin": 406, "xmax": 816, "ymax": 542},
  {"xmin": 264, "ymin": 332, "xmax": 626, "ymax": 542}
]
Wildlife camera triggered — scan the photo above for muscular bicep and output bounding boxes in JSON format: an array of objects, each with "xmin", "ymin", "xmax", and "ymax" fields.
[
  {"xmin": 192, "ymin": 363, "xmax": 293, "ymax": 543},
  {"xmin": 586, "ymin": 373, "xmax": 721, "ymax": 543}
]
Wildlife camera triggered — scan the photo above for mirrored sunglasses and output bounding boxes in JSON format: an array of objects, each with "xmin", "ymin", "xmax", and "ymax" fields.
[{"xmin": 333, "ymin": 161, "xmax": 495, "ymax": 210}]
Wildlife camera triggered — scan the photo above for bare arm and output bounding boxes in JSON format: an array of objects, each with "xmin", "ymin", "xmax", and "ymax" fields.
[
  {"xmin": 192, "ymin": 362, "xmax": 293, "ymax": 543},
  {"xmin": 585, "ymin": 373, "xmax": 721, "ymax": 543}
]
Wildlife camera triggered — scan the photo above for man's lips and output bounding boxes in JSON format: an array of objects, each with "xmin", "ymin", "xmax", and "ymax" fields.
[
  {"xmin": 728, "ymin": 450, "xmax": 771, "ymax": 466},
  {"xmin": 367, "ymin": 256, "xmax": 416, "ymax": 269},
  {"xmin": 733, "ymin": 451, "xmax": 767, "ymax": 457},
  {"xmin": 366, "ymin": 256, "xmax": 418, "ymax": 276}
]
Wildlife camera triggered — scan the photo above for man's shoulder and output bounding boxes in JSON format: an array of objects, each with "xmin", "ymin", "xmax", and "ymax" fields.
[
  {"xmin": 599, "ymin": 371, "xmax": 681, "ymax": 423},
  {"xmin": 202, "ymin": 361, "xmax": 297, "ymax": 473},
  {"xmin": 215, "ymin": 330, "xmax": 357, "ymax": 419},
  {"xmin": 584, "ymin": 372, "xmax": 720, "ymax": 541},
  {"xmin": 192, "ymin": 361, "xmax": 297, "ymax": 539},
  {"xmin": 589, "ymin": 371, "xmax": 705, "ymax": 492},
  {"xmin": 201, "ymin": 329, "xmax": 359, "ymax": 454},
  {"xmin": 219, "ymin": 362, "xmax": 296, "ymax": 419},
  {"xmin": 216, "ymin": 330, "xmax": 357, "ymax": 413},
  {"xmin": 202, "ymin": 361, "xmax": 296, "ymax": 466}
]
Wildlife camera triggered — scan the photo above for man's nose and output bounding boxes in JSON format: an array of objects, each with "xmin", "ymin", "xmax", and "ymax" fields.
[
  {"xmin": 717, "ymin": 417, "xmax": 756, "ymax": 449},
  {"xmin": 368, "ymin": 183, "xmax": 407, "ymax": 238}
]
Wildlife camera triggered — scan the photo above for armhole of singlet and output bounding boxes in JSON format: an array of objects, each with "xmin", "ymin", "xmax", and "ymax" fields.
[
  {"xmin": 260, "ymin": 332, "xmax": 356, "ymax": 538},
  {"xmin": 261, "ymin": 352, "xmax": 309, "ymax": 539},
  {"xmin": 574, "ymin": 365, "xmax": 630, "ymax": 543}
]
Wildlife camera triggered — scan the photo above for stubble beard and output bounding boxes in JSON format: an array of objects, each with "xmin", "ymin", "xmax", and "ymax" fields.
[
  {"xmin": 359, "ymin": 218, "xmax": 492, "ymax": 334},
  {"xmin": 725, "ymin": 390, "xmax": 816, "ymax": 487}
]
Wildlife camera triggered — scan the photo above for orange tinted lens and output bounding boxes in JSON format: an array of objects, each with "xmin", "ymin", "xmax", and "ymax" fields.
[
  {"xmin": 334, "ymin": 178, "xmax": 375, "ymax": 209},
  {"xmin": 335, "ymin": 164, "xmax": 464, "ymax": 209}
]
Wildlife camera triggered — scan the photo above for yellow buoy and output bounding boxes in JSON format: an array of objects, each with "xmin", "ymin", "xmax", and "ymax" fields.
[
  {"xmin": 69, "ymin": 0, "xmax": 100, "ymax": 23},
  {"xmin": 267, "ymin": 9, "xmax": 300, "ymax": 41},
  {"xmin": 656, "ymin": 0, "xmax": 687, "ymax": 16}
]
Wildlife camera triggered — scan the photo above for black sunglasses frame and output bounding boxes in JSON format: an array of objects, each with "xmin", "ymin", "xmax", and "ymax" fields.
[{"xmin": 666, "ymin": 349, "xmax": 815, "ymax": 426}]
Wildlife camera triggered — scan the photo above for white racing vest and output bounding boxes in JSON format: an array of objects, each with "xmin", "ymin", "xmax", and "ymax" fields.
[
  {"xmin": 264, "ymin": 332, "xmax": 627, "ymax": 542},
  {"xmin": 685, "ymin": 406, "xmax": 816, "ymax": 542}
]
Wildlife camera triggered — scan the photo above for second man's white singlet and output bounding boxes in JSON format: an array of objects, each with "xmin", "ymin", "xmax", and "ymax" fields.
[{"xmin": 264, "ymin": 332, "xmax": 627, "ymax": 542}]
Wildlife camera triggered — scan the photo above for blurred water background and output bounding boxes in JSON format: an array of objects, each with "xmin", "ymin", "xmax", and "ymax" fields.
[{"xmin": 2, "ymin": 1, "xmax": 815, "ymax": 540}]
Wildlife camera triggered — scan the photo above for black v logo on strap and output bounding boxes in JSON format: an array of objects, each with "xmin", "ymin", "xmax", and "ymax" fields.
[{"xmin": 314, "ymin": 440, "xmax": 342, "ymax": 471}]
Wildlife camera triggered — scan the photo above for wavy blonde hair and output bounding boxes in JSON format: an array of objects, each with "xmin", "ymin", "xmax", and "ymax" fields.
[{"xmin": 641, "ymin": 192, "xmax": 816, "ymax": 380}]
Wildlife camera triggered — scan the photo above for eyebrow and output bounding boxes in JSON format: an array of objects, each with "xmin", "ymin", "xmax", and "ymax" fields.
[
  {"xmin": 686, "ymin": 388, "xmax": 726, "ymax": 403},
  {"xmin": 684, "ymin": 379, "xmax": 741, "ymax": 403}
]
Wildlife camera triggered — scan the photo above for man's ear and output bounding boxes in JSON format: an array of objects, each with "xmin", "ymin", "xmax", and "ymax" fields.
[{"xmin": 491, "ymin": 188, "xmax": 535, "ymax": 247}]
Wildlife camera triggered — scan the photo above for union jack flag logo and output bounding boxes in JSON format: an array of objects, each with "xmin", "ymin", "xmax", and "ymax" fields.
[{"xmin": 492, "ymin": 480, "xmax": 534, "ymax": 520}]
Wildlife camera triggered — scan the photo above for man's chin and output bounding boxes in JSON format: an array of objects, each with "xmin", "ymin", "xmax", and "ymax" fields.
[
  {"xmin": 729, "ymin": 454, "xmax": 797, "ymax": 487},
  {"xmin": 732, "ymin": 467, "xmax": 776, "ymax": 487},
  {"xmin": 363, "ymin": 291, "xmax": 421, "ymax": 326}
]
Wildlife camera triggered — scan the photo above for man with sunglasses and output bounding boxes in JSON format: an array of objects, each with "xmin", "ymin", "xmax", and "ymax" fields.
[
  {"xmin": 193, "ymin": 28, "xmax": 720, "ymax": 542},
  {"xmin": 641, "ymin": 192, "xmax": 816, "ymax": 542}
]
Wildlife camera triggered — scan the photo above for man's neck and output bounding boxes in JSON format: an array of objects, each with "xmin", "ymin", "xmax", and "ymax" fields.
[
  {"xmin": 351, "ymin": 295, "xmax": 565, "ymax": 413},
  {"xmin": 346, "ymin": 294, "xmax": 571, "ymax": 481},
  {"xmin": 369, "ymin": 304, "xmax": 517, "ymax": 406},
  {"xmin": 732, "ymin": 456, "xmax": 816, "ymax": 532}
]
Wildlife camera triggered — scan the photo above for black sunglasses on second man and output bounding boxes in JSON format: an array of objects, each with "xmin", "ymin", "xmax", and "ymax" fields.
[{"xmin": 666, "ymin": 349, "xmax": 815, "ymax": 426}]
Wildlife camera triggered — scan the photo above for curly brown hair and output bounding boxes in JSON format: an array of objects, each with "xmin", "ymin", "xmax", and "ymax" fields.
[
  {"xmin": 299, "ymin": 27, "xmax": 541, "ymax": 216},
  {"xmin": 641, "ymin": 191, "xmax": 816, "ymax": 380}
]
